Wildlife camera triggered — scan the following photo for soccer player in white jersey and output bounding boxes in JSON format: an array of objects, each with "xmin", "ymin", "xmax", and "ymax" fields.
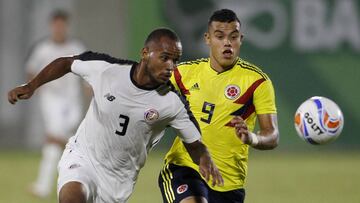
[
  {"xmin": 8, "ymin": 28, "xmax": 223, "ymax": 203},
  {"xmin": 25, "ymin": 10, "xmax": 86, "ymax": 198}
]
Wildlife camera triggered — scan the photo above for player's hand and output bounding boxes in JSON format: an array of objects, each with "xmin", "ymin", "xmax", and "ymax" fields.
[
  {"xmin": 8, "ymin": 83, "xmax": 35, "ymax": 104},
  {"xmin": 199, "ymin": 154, "xmax": 224, "ymax": 187},
  {"xmin": 231, "ymin": 116, "xmax": 251, "ymax": 144}
]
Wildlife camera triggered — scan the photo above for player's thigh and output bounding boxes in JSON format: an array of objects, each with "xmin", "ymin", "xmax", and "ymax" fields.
[
  {"xmin": 158, "ymin": 164, "xmax": 209, "ymax": 203},
  {"xmin": 58, "ymin": 144, "xmax": 97, "ymax": 202},
  {"xmin": 208, "ymin": 188, "xmax": 245, "ymax": 203}
]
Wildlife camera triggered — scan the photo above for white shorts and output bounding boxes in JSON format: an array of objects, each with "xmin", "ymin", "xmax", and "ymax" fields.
[
  {"xmin": 40, "ymin": 94, "xmax": 82, "ymax": 139},
  {"xmin": 57, "ymin": 140, "xmax": 98, "ymax": 202},
  {"xmin": 57, "ymin": 137, "xmax": 134, "ymax": 203}
]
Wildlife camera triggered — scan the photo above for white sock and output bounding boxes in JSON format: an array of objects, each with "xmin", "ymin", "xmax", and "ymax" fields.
[{"xmin": 32, "ymin": 143, "xmax": 63, "ymax": 197}]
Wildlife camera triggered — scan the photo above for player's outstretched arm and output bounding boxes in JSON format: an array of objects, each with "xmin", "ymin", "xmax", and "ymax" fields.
[
  {"xmin": 183, "ymin": 140, "xmax": 224, "ymax": 187},
  {"xmin": 231, "ymin": 114, "xmax": 279, "ymax": 150},
  {"xmin": 8, "ymin": 57, "xmax": 74, "ymax": 104}
]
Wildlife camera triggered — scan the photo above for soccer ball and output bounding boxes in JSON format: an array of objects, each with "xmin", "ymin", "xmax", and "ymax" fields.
[{"xmin": 294, "ymin": 96, "xmax": 344, "ymax": 145}]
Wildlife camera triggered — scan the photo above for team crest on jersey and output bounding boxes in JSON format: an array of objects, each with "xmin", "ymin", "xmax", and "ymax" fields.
[
  {"xmin": 224, "ymin": 85, "xmax": 241, "ymax": 100},
  {"xmin": 144, "ymin": 108, "xmax": 159, "ymax": 122},
  {"xmin": 176, "ymin": 184, "xmax": 188, "ymax": 194}
]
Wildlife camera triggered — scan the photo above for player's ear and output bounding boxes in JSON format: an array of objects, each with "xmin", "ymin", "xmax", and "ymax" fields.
[
  {"xmin": 204, "ymin": 32, "xmax": 210, "ymax": 45},
  {"xmin": 240, "ymin": 34, "xmax": 244, "ymax": 45},
  {"xmin": 141, "ymin": 47, "xmax": 149, "ymax": 60}
]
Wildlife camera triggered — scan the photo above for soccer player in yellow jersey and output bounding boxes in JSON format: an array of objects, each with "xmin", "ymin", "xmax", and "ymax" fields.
[{"xmin": 158, "ymin": 9, "xmax": 279, "ymax": 203}]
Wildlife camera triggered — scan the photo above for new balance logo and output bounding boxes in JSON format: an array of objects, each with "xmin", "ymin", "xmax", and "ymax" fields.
[
  {"xmin": 104, "ymin": 93, "xmax": 116, "ymax": 101},
  {"xmin": 189, "ymin": 83, "xmax": 200, "ymax": 91}
]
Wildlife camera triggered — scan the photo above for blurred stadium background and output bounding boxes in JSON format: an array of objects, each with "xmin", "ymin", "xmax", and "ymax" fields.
[{"xmin": 0, "ymin": 0, "xmax": 359, "ymax": 202}]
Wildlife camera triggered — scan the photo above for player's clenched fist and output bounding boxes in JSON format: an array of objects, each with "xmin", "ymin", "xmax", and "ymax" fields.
[{"xmin": 8, "ymin": 83, "xmax": 35, "ymax": 104}]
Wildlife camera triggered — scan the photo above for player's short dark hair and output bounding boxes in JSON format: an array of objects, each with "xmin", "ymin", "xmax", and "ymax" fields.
[
  {"xmin": 50, "ymin": 9, "xmax": 69, "ymax": 21},
  {"xmin": 208, "ymin": 9, "xmax": 241, "ymax": 27},
  {"xmin": 144, "ymin": 28, "xmax": 180, "ymax": 46}
]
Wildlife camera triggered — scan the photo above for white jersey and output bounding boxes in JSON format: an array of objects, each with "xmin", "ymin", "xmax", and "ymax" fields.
[
  {"xmin": 26, "ymin": 38, "xmax": 85, "ymax": 136},
  {"xmin": 64, "ymin": 51, "xmax": 201, "ymax": 202}
]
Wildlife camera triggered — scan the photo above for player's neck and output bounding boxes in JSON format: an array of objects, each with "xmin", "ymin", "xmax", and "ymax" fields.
[
  {"xmin": 209, "ymin": 58, "xmax": 236, "ymax": 73},
  {"xmin": 132, "ymin": 63, "xmax": 159, "ymax": 89}
]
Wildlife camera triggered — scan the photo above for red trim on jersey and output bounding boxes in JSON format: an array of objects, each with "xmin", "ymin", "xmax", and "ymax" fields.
[
  {"xmin": 234, "ymin": 78, "xmax": 265, "ymax": 104},
  {"xmin": 174, "ymin": 68, "xmax": 190, "ymax": 95},
  {"xmin": 225, "ymin": 78, "xmax": 265, "ymax": 127}
]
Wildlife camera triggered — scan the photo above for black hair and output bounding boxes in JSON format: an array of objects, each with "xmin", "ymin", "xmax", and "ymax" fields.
[
  {"xmin": 144, "ymin": 28, "xmax": 180, "ymax": 46},
  {"xmin": 50, "ymin": 9, "xmax": 69, "ymax": 21},
  {"xmin": 208, "ymin": 9, "xmax": 241, "ymax": 26}
]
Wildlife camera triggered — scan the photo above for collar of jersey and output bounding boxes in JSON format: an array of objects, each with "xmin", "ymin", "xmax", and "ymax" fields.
[{"xmin": 206, "ymin": 57, "xmax": 239, "ymax": 75}]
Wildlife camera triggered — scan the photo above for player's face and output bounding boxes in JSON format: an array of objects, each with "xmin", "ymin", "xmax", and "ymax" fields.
[
  {"xmin": 50, "ymin": 17, "xmax": 68, "ymax": 43},
  {"xmin": 205, "ymin": 21, "xmax": 243, "ymax": 71},
  {"xmin": 143, "ymin": 37, "xmax": 182, "ymax": 85}
]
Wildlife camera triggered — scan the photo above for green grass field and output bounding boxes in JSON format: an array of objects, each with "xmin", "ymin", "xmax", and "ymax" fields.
[{"xmin": 0, "ymin": 150, "xmax": 359, "ymax": 203}]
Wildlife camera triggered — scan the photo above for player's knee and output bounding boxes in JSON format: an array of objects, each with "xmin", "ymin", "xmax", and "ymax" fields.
[{"xmin": 59, "ymin": 182, "xmax": 87, "ymax": 203}]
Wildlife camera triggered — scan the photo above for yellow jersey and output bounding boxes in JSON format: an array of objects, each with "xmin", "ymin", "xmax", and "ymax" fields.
[{"xmin": 164, "ymin": 57, "xmax": 277, "ymax": 191}]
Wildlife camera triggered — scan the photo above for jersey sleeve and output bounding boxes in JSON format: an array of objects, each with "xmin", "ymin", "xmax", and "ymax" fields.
[
  {"xmin": 254, "ymin": 79, "xmax": 277, "ymax": 114},
  {"xmin": 71, "ymin": 52, "xmax": 110, "ymax": 86},
  {"xmin": 71, "ymin": 60, "xmax": 108, "ymax": 86},
  {"xmin": 169, "ymin": 99, "xmax": 201, "ymax": 143}
]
